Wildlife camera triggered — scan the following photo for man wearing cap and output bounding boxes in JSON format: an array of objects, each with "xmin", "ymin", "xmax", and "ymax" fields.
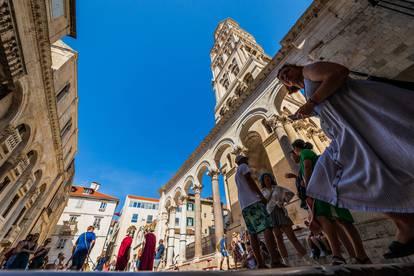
[{"xmin": 234, "ymin": 155, "xmax": 284, "ymax": 269}]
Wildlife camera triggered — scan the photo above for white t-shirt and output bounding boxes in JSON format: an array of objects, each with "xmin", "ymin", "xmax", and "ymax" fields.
[{"xmin": 235, "ymin": 163, "xmax": 261, "ymax": 210}]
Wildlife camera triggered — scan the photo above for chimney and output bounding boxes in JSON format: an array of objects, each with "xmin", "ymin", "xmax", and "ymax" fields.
[{"xmin": 90, "ymin": 181, "xmax": 100, "ymax": 191}]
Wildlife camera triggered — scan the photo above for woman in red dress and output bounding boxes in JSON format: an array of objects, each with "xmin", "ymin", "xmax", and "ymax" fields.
[
  {"xmin": 115, "ymin": 227, "xmax": 135, "ymax": 271},
  {"xmin": 139, "ymin": 224, "xmax": 157, "ymax": 271}
]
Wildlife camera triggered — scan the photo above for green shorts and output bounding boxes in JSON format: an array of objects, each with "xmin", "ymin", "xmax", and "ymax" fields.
[
  {"xmin": 314, "ymin": 199, "xmax": 354, "ymax": 223},
  {"xmin": 242, "ymin": 202, "xmax": 272, "ymax": 234}
]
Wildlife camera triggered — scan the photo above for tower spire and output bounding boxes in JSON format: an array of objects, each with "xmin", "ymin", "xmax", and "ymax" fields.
[{"xmin": 210, "ymin": 19, "xmax": 270, "ymax": 122}]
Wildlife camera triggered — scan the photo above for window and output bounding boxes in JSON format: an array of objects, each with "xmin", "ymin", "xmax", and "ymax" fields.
[
  {"xmin": 69, "ymin": 215, "xmax": 78, "ymax": 222},
  {"xmin": 175, "ymin": 217, "xmax": 180, "ymax": 227},
  {"xmin": 0, "ymin": 176, "xmax": 11, "ymax": 193},
  {"xmin": 56, "ymin": 238, "xmax": 67, "ymax": 249},
  {"xmin": 146, "ymin": 215, "xmax": 153, "ymax": 223},
  {"xmin": 187, "ymin": 217, "xmax": 194, "ymax": 227},
  {"xmin": 83, "ymin": 187, "xmax": 93, "ymax": 195},
  {"xmin": 75, "ymin": 199, "xmax": 84, "ymax": 208},
  {"xmin": 2, "ymin": 194, "xmax": 19, "ymax": 218},
  {"xmin": 56, "ymin": 83, "xmax": 70, "ymax": 102},
  {"xmin": 60, "ymin": 118, "xmax": 72, "ymax": 139},
  {"xmin": 51, "ymin": 0, "xmax": 65, "ymax": 18},
  {"xmin": 204, "ymin": 213, "xmax": 207, "ymax": 218},
  {"xmin": 93, "ymin": 217, "xmax": 102, "ymax": 230},
  {"xmin": 176, "ymin": 206, "xmax": 181, "ymax": 213},
  {"xmin": 187, "ymin": 203, "xmax": 194, "ymax": 211},
  {"xmin": 99, "ymin": 202, "xmax": 107, "ymax": 212},
  {"xmin": 204, "ymin": 229, "xmax": 207, "ymax": 234},
  {"xmin": 131, "ymin": 214, "xmax": 138, "ymax": 223}
]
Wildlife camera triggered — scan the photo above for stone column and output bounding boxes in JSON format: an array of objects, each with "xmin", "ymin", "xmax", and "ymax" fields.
[
  {"xmin": 193, "ymin": 185, "xmax": 203, "ymax": 258},
  {"xmin": 267, "ymin": 115, "xmax": 298, "ymax": 171},
  {"xmin": 308, "ymin": 128, "xmax": 325, "ymax": 154},
  {"xmin": 208, "ymin": 170, "xmax": 224, "ymax": 247},
  {"xmin": 166, "ymin": 206, "xmax": 176, "ymax": 267},
  {"xmin": 159, "ymin": 210, "xmax": 168, "ymax": 244},
  {"xmin": 179, "ymin": 197, "xmax": 187, "ymax": 263}
]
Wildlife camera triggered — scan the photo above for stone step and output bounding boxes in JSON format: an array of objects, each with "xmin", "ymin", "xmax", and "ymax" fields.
[{"xmin": 1, "ymin": 263, "xmax": 414, "ymax": 275}]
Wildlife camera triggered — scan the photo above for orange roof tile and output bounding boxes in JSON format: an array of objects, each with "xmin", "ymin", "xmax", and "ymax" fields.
[
  {"xmin": 70, "ymin": 186, "xmax": 119, "ymax": 202},
  {"xmin": 127, "ymin": 195, "xmax": 159, "ymax": 202}
]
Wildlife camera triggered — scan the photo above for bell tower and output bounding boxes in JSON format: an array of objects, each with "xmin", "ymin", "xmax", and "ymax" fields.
[{"xmin": 210, "ymin": 18, "xmax": 271, "ymax": 122}]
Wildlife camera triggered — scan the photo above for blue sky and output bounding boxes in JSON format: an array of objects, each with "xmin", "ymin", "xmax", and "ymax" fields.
[{"xmin": 65, "ymin": 0, "xmax": 312, "ymax": 210}]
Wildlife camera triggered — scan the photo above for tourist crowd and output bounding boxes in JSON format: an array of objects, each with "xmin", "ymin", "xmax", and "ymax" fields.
[
  {"xmin": 1, "ymin": 61, "xmax": 413, "ymax": 271},
  {"xmin": 225, "ymin": 60, "xmax": 413, "ymax": 268}
]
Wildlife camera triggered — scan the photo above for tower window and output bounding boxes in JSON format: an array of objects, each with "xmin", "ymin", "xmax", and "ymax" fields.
[{"xmin": 52, "ymin": 0, "xmax": 65, "ymax": 19}]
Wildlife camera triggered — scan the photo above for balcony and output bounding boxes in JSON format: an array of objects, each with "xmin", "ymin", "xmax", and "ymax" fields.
[
  {"xmin": 0, "ymin": 127, "xmax": 22, "ymax": 167},
  {"xmin": 60, "ymin": 220, "xmax": 78, "ymax": 236},
  {"xmin": 0, "ymin": 0, "xmax": 26, "ymax": 87},
  {"xmin": 0, "ymin": 225, "xmax": 20, "ymax": 246}
]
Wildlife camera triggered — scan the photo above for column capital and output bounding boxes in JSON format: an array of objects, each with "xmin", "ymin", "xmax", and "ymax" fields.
[
  {"xmin": 231, "ymin": 145, "xmax": 248, "ymax": 156},
  {"xmin": 207, "ymin": 169, "xmax": 219, "ymax": 179},
  {"xmin": 178, "ymin": 195, "xmax": 188, "ymax": 205},
  {"xmin": 193, "ymin": 185, "xmax": 202, "ymax": 195},
  {"xmin": 167, "ymin": 205, "xmax": 177, "ymax": 213}
]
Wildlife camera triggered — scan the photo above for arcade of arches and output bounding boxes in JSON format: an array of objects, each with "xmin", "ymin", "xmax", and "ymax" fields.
[{"xmin": 157, "ymin": 0, "xmax": 414, "ymax": 269}]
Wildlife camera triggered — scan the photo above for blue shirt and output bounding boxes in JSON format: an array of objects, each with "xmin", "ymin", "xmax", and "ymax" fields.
[
  {"xmin": 219, "ymin": 238, "xmax": 226, "ymax": 251},
  {"xmin": 75, "ymin": 232, "xmax": 96, "ymax": 252},
  {"xmin": 155, "ymin": 244, "xmax": 165, "ymax": 260}
]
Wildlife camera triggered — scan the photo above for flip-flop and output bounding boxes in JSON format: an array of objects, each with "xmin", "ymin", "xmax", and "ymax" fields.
[
  {"xmin": 331, "ymin": 256, "xmax": 346, "ymax": 265},
  {"xmin": 383, "ymin": 240, "xmax": 414, "ymax": 259}
]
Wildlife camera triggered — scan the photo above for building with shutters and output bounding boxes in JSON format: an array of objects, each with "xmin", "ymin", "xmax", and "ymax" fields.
[{"xmin": 48, "ymin": 182, "xmax": 118, "ymax": 267}]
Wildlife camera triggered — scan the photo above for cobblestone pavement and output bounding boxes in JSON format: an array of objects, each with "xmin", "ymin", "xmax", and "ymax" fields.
[{"xmin": 0, "ymin": 263, "xmax": 414, "ymax": 276}]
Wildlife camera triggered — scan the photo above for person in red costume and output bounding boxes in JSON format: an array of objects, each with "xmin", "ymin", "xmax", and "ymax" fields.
[{"xmin": 115, "ymin": 226, "xmax": 136, "ymax": 271}]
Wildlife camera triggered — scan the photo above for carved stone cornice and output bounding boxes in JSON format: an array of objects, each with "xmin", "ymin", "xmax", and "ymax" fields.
[{"xmin": 29, "ymin": 0, "xmax": 64, "ymax": 172}]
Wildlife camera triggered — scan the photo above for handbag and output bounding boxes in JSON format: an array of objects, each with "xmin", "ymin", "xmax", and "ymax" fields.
[{"xmin": 350, "ymin": 70, "xmax": 414, "ymax": 91}]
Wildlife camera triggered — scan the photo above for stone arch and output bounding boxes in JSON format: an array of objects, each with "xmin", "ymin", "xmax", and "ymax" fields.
[
  {"xmin": 173, "ymin": 187, "xmax": 183, "ymax": 205},
  {"xmin": 0, "ymin": 80, "xmax": 28, "ymax": 130},
  {"xmin": 236, "ymin": 108, "xmax": 269, "ymax": 145},
  {"xmin": 164, "ymin": 196, "xmax": 174, "ymax": 210},
  {"xmin": 212, "ymin": 138, "xmax": 235, "ymax": 171},
  {"xmin": 183, "ymin": 175, "xmax": 194, "ymax": 194},
  {"xmin": 271, "ymin": 84, "xmax": 288, "ymax": 114},
  {"xmin": 195, "ymin": 160, "xmax": 211, "ymax": 185}
]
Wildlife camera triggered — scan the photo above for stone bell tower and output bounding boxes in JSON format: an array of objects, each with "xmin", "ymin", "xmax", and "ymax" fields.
[{"xmin": 210, "ymin": 18, "xmax": 271, "ymax": 122}]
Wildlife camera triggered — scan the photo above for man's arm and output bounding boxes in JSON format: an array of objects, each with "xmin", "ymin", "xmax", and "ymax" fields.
[
  {"xmin": 303, "ymin": 159, "xmax": 313, "ymax": 186},
  {"xmin": 245, "ymin": 173, "xmax": 266, "ymax": 203}
]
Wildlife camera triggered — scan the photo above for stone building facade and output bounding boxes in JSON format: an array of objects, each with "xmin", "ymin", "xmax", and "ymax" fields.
[
  {"xmin": 109, "ymin": 195, "xmax": 159, "ymax": 267},
  {"xmin": 157, "ymin": 0, "xmax": 414, "ymax": 270},
  {"xmin": 0, "ymin": 0, "xmax": 78, "ymax": 257},
  {"xmin": 48, "ymin": 183, "xmax": 118, "ymax": 267}
]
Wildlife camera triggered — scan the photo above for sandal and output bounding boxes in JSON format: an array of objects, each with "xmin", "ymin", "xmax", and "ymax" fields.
[
  {"xmin": 331, "ymin": 256, "xmax": 346, "ymax": 265},
  {"xmin": 352, "ymin": 257, "xmax": 372, "ymax": 264},
  {"xmin": 383, "ymin": 240, "xmax": 414, "ymax": 259}
]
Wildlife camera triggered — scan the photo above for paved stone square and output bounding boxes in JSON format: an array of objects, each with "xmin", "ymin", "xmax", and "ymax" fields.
[{"xmin": 1, "ymin": 263, "xmax": 414, "ymax": 276}]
